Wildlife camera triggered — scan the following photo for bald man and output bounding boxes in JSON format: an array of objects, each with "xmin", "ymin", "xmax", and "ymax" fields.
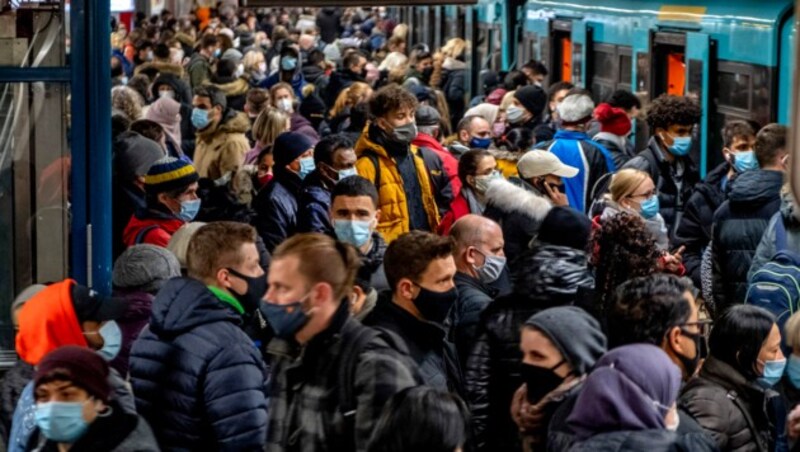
[{"xmin": 447, "ymin": 214, "xmax": 507, "ymax": 364}]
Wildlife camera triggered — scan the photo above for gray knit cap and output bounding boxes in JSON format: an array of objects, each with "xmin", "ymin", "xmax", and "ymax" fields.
[
  {"xmin": 525, "ymin": 306, "xmax": 607, "ymax": 375},
  {"xmin": 112, "ymin": 244, "xmax": 181, "ymax": 294}
]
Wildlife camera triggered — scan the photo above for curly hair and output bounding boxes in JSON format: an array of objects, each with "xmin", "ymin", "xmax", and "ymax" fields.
[
  {"xmin": 590, "ymin": 212, "xmax": 660, "ymax": 318},
  {"xmin": 645, "ymin": 94, "xmax": 701, "ymax": 131},
  {"xmin": 368, "ymin": 84, "xmax": 418, "ymax": 120},
  {"xmin": 111, "ymin": 86, "xmax": 145, "ymax": 121}
]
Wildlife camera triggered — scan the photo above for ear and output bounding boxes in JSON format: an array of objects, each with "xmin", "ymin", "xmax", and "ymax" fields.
[
  {"xmin": 310, "ymin": 282, "xmax": 333, "ymax": 306},
  {"xmin": 464, "ymin": 246, "xmax": 478, "ymax": 266},
  {"xmin": 374, "ymin": 209, "xmax": 382, "ymax": 223},
  {"xmin": 459, "ymin": 130, "xmax": 470, "ymax": 143},
  {"xmin": 665, "ymin": 326, "xmax": 683, "ymax": 354},
  {"xmin": 398, "ymin": 278, "xmax": 416, "ymax": 300},
  {"xmin": 216, "ymin": 268, "xmax": 232, "ymax": 289}
]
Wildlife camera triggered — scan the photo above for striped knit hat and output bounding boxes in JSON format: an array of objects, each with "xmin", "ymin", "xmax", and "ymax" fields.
[{"xmin": 144, "ymin": 156, "xmax": 199, "ymax": 194}]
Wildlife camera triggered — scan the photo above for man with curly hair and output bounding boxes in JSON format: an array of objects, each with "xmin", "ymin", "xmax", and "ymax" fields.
[{"xmin": 624, "ymin": 94, "xmax": 701, "ymax": 240}]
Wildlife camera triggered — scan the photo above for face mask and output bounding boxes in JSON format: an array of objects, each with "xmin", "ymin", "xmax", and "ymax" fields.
[
  {"xmin": 662, "ymin": 133, "xmax": 692, "ymax": 157},
  {"xmin": 259, "ymin": 300, "xmax": 309, "ymax": 339},
  {"xmin": 472, "ymin": 249, "xmax": 506, "ymax": 284},
  {"xmin": 665, "ymin": 410, "xmax": 680, "ymax": 432},
  {"xmin": 226, "ymin": 267, "xmax": 267, "ymax": 313},
  {"xmin": 119, "ymin": 76, "xmax": 129, "ymax": 85},
  {"xmin": 520, "ymin": 360, "xmax": 566, "ymax": 404},
  {"xmin": 492, "ymin": 122, "xmax": 506, "ymax": 137},
  {"xmin": 337, "ymin": 167, "xmax": 358, "ymax": 180},
  {"xmin": 640, "ymin": 195, "xmax": 660, "ymax": 220},
  {"xmin": 298, "ymin": 157, "xmax": 315, "ymax": 179},
  {"xmin": 672, "ymin": 328, "xmax": 707, "ymax": 379},
  {"xmin": 281, "ymin": 56, "xmax": 298, "ymax": 71},
  {"xmin": 412, "ymin": 283, "xmax": 458, "ymax": 324},
  {"xmin": 159, "ymin": 90, "xmax": 175, "ymax": 100},
  {"xmin": 732, "ymin": 150, "xmax": 760, "ymax": 173},
  {"xmin": 506, "ymin": 106, "xmax": 525, "ymax": 125},
  {"xmin": 421, "ymin": 67, "xmax": 434, "ymax": 81},
  {"xmin": 178, "ymin": 198, "xmax": 201, "ymax": 222},
  {"xmin": 96, "ymin": 321, "xmax": 122, "ymax": 361},
  {"xmin": 474, "ymin": 171, "xmax": 500, "ymax": 194},
  {"xmin": 757, "ymin": 358, "xmax": 787, "ymax": 388},
  {"xmin": 191, "ymin": 108, "xmax": 211, "ymax": 130},
  {"xmin": 213, "ymin": 48, "xmax": 221, "ymax": 58},
  {"xmin": 235, "ymin": 63, "xmax": 245, "ymax": 78},
  {"xmin": 788, "ymin": 355, "xmax": 800, "ymax": 389},
  {"xmin": 233, "ymin": 37, "xmax": 241, "ymax": 48},
  {"xmin": 391, "ymin": 122, "xmax": 418, "ymax": 144},
  {"xmin": 146, "ymin": 50, "xmax": 154, "ymax": 61},
  {"xmin": 258, "ymin": 62, "xmax": 267, "ymax": 74},
  {"xmin": 35, "ymin": 401, "xmax": 90, "ymax": 443},
  {"xmin": 258, "ymin": 172, "xmax": 273, "ymax": 187},
  {"xmin": 469, "ymin": 136, "xmax": 492, "ymax": 149},
  {"xmin": 334, "ymin": 219, "xmax": 373, "ymax": 247},
  {"xmin": 277, "ymin": 98, "xmax": 293, "ymax": 113}
]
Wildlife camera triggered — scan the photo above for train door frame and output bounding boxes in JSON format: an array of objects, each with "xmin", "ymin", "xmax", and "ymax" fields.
[
  {"xmin": 549, "ymin": 19, "xmax": 573, "ymax": 83},
  {"xmin": 651, "ymin": 31, "xmax": 687, "ymax": 98},
  {"xmin": 571, "ymin": 20, "xmax": 592, "ymax": 88},
  {"xmin": 686, "ymin": 32, "xmax": 715, "ymax": 176}
]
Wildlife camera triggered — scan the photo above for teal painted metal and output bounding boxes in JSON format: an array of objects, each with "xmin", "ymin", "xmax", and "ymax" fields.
[
  {"xmin": 686, "ymin": 32, "xmax": 712, "ymax": 177},
  {"xmin": 571, "ymin": 20, "xmax": 588, "ymax": 88},
  {"xmin": 779, "ymin": 13, "xmax": 796, "ymax": 123},
  {"xmin": 630, "ymin": 28, "xmax": 651, "ymax": 147}
]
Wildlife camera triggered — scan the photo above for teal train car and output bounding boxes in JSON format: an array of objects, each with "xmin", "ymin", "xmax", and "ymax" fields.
[{"xmin": 520, "ymin": 0, "xmax": 795, "ymax": 174}]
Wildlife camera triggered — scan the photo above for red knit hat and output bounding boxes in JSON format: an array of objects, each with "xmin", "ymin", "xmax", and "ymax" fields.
[{"xmin": 594, "ymin": 103, "xmax": 631, "ymax": 136}]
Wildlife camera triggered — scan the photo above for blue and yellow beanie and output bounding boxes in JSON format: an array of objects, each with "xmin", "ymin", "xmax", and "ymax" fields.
[{"xmin": 144, "ymin": 156, "xmax": 199, "ymax": 194}]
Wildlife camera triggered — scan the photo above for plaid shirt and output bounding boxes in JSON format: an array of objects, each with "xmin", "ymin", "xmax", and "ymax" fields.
[{"xmin": 266, "ymin": 306, "xmax": 418, "ymax": 452}]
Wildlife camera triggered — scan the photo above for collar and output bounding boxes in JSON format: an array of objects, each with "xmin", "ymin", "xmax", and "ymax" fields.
[
  {"xmin": 207, "ymin": 285, "xmax": 244, "ymax": 315},
  {"xmin": 306, "ymin": 298, "xmax": 351, "ymax": 351},
  {"xmin": 553, "ymin": 129, "xmax": 590, "ymax": 141},
  {"xmin": 368, "ymin": 123, "xmax": 409, "ymax": 157}
]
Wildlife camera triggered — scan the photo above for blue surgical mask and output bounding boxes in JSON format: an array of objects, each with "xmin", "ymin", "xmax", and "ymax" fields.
[
  {"xmin": 96, "ymin": 321, "xmax": 122, "ymax": 361},
  {"xmin": 213, "ymin": 48, "xmax": 221, "ymax": 58},
  {"xmin": 298, "ymin": 157, "xmax": 315, "ymax": 179},
  {"xmin": 334, "ymin": 219, "xmax": 373, "ymax": 247},
  {"xmin": 338, "ymin": 167, "xmax": 358, "ymax": 180},
  {"xmin": 281, "ymin": 56, "xmax": 298, "ymax": 71},
  {"xmin": 178, "ymin": 198, "xmax": 201, "ymax": 222},
  {"xmin": 191, "ymin": 108, "xmax": 211, "ymax": 130},
  {"xmin": 35, "ymin": 401, "xmax": 90, "ymax": 443},
  {"xmin": 732, "ymin": 150, "xmax": 760, "ymax": 173},
  {"xmin": 788, "ymin": 355, "xmax": 800, "ymax": 389},
  {"xmin": 757, "ymin": 358, "xmax": 787, "ymax": 388},
  {"xmin": 663, "ymin": 133, "xmax": 692, "ymax": 157},
  {"xmin": 469, "ymin": 136, "xmax": 492, "ymax": 149},
  {"xmin": 640, "ymin": 195, "xmax": 660, "ymax": 220},
  {"xmin": 259, "ymin": 300, "xmax": 309, "ymax": 339}
]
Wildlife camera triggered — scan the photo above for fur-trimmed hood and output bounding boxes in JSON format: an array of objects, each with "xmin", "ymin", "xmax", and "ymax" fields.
[
  {"xmin": 485, "ymin": 177, "xmax": 551, "ymax": 220},
  {"xmin": 134, "ymin": 60, "xmax": 184, "ymax": 77}
]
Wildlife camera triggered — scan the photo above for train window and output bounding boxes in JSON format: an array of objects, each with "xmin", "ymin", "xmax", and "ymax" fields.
[
  {"xmin": 593, "ymin": 50, "xmax": 616, "ymax": 81},
  {"xmin": 620, "ymin": 53, "xmax": 632, "ymax": 85},
  {"xmin": 717, "ymin": 72, "xmax": 750, "ymax": 111},
  {"xmin": 477, "ymin": 26, "xmax": 489, "ymax": 70}
]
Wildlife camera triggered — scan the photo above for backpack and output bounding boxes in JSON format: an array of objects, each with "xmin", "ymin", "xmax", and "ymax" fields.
[{"xmin": 745, "ymin": 216, "xmax": 800, "ymax": 342}]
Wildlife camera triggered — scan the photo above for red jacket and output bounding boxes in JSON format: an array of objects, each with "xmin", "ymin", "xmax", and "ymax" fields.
[
  {"xmin": 413, "ymin": 133, "xmax": 462, "ymax": 197},
  {"xmin": 438, "ymin": 193, "xmax": 471, "ymax": 235},
  {"xmin": 123, "ymin": 213, "xmax": 185, "ymax": 248}
]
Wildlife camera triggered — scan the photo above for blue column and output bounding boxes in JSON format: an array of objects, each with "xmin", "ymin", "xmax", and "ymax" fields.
[{"xmin": 70, "ymin": 0, "xmax": 88, "ymax": 285}]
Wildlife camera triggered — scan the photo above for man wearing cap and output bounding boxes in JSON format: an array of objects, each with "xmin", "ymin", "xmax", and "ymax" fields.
[
  {"xmin": 535, "ymin": 91, "xmax": 617, "ymax": 213},
  {"xmin": 413, "ymin": 105, "xmax": 462, "ymax": 198},
  {"xmin": 514, "ymin": 149, "xmax": 580, "ymax": 208},
  {"xmin": 122, "ymin": 156, "xmax": 200, "ymax": 248},
  {"xmin": 507, "ymin": 85, "xmax": 547, "ymax": 133},
  {"xmin": 253, "ymin": 131, "xmax": 316, "ymax": 251},
  {"xmin": 191, "ymin": 85, "xmax": 251, "ymax": 181}
]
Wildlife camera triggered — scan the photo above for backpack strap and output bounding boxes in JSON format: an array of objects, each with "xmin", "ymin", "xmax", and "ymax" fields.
[
  {"xmin": 134, "ymin": 225, "xmax": 160, "ymax": 245},
  {"xmin": 365, "ymin": 152, "xmax": 381, "ymax": 192},
  {"xmin": 775, "ymin": 216, "xmax": 789, "ymax": 252},
  {"xmin": 336, "ymin": 323, "xmax": 382, "ymax": 450}
]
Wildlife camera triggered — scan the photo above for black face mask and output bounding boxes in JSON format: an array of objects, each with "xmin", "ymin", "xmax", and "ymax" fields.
[
  {"xmin": 412, "ymin": 283, "xmax": 458, "ymax": 324},
  {"xmin": 520, "ymin": 360, "xmax": 567, "ymax": 404},
  {"xmin": 226, "ymin": 267, "xmax": 268, "ymax": 314},
  {"xmin": 421, "ymin": 67, "xmax": 434, "ymax": 82},
  {"xmin": 671, "ymin": 328, "xmax": 708, "ymax": 379}
]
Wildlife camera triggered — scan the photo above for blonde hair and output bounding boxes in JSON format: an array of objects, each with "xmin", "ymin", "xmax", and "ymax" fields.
[
  {"xmin": 392, "ymin": 24, "xmax": 408, "ymax": 40},
  {"xmin": 441, "ymin": 38, "xmax": 467, "ymax": 59},
  {"xmin": 242, "ymin": 50, "xmax": 265, "ymax": 73},
  {"xmin": 786, "ymin": 311, "xmax": 800, "ymax": 350},
  {"xmin": 608, "ymin": 168, "xmax": 651, "ymax": 203},
  {"xmin": 252, "ymin": 107, "xmax": 290, "ymax": 148},
  {"xmin": 111, "ymin": 86, "xmax": 144, "ymax": 121},
  {"xmin": 330, "ymin": 82, "xmax": 373, "ymax": 118},
  {"xmin": 499, "ymin": 90, "xmax": 516, "ymax": 113},
  {"xmin": 269, "ymin": 82, "xmax": 296, "ymax": 105}
]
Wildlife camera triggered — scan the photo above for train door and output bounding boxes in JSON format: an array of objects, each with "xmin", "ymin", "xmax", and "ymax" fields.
[
  {"xmin": 686, "ymin": 32, "xmax": 714, "ymax": 176},
  {"xmin": 652, "ymin": 32, "xmax": 687, "ymax": 98},
  {"xmin": 550, "ymin": 20, "xmax": 573, "ymax": 83}
]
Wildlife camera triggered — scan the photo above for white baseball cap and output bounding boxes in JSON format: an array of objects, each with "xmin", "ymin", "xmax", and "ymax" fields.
[{"xmin": 517, "ymin": 150, "xmax": 579, "ymax": 179}]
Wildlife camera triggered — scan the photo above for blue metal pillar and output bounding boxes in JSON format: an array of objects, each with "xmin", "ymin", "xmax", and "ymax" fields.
[{"xmin": 69, "ymin": 0, "xmax": 88, "ymax": 286}]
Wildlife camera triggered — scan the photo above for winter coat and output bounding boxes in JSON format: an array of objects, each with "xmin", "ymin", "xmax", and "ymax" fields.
[
  {"xmin": 493, "ymin": 150, "xmax": 522, "ymax": 179},
  {"xmin": 290, "ymin": 112, "xmax": 321, "ymax": 143},
  {"xmin": 623, "ymin": 137, "xmax": 700, "ymax": 241},
  {"xmin": 297, "ymin": 170, "xmax": 334, "ymax": 234},
  {"xmin": 357, "ymin": 232, "xmax": 389, "ymax": 292},
  {"xmin": 569, "ymin": 429, "xmax": 718, "ymax": 452},
  {"xmin": 483, "ymin": 178, "xmax": 551, "ymax": 265},
  {"xmin": 109, "ymin": 290, "xmax": 154, "ymax": 377},
  {"xmin": 418, "ymin": 146, "xmax": 455, "ymax": 218},
  {"xmin": 363, "ymin": 293, "xmax": 463, "ymax": 395},
  {"xmin": 447, "ymin": 272, "xmax": 499, "ymax": 367},
  {"xmin": 679, "ymin": 356, "xmax": 776, "ymax": 452},
  {"xmin": 412, "ymin": 132, "xmax": 462, "ymax": 197},
  {"xmin": 749, "ymin": 193, "xmax": 800, "ymax": 281},
  {"xmin": 193, "ymin": 111, "xmax": 251, "ymax": 180},
  {"xmin": 129, "ymin": 278, "xmax": 269, "ymax": 451},
  {"xmin": 302, "ymin": 65, "xmax": 330, "ymax": 95},
  {"xmin": 465, "ymin": 244, "xmax": 593, "ymax": 452},
  {"xmin": 674, "ymin": 162, "xmax": 730, "ymax": 287},
  {"xmin": 711, "ymin": 169, "xmax": 783, "ymax": 317},
  {"xmin": 593, "ymin": 132, "xmax": 636, "ymax": 169},
  {"xmin": 252, "ymin": 168, "xmax": 304, "ymax": 252},
  {"xmin": 122, "ymin": 209, "xmax": 185, "ymax": 248},
  {"xmin": 0, "ymin": 361, "xmax": 33, "ymax": 440},
  {"xmin": 536, "ymin": 130, "xmax": 616, "ymax": 213},
  {"xmin": 316, "ymin": 8, "xmax": 342, "ymax": 44},
  {"xmin": 326, "ymin": 69, "xmax": 366, "ymax": 107},
  {"xmin": 266, "ymin": 301, "xmax": 419, "ymax": 452},
  {"xmin": 441, "ymin": 58, "xmax": 467, "ymax": 129},
  {"xmin": 187, "ymin": 53, "xmax": 213, "ymax": 89},
  {"xmin": 211, "ymin": 76, "xmax": 250, "ymax": 112},
  {"xmin": 438, "ymin": 192, "xmax": 471, "ymax": 236},
  {"xmin": 354, "ymin": 125, "xmax": 440, "ymax": 243},
  {"xmin": 26, "ymin": 400, "xmax": 159, "ymax": 452},
  {"xmin": 150, "ymin": 73, "xmax": 195, "ymax": 157}
]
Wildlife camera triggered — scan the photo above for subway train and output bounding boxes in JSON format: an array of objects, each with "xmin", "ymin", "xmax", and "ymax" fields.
[{"xmin": 399, "ymin": 0, "xmax": 796, "ymax": 175}]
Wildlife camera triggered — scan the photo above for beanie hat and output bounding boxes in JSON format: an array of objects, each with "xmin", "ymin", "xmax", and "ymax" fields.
[
  {"xmin": 557, "ymin": 94, "xmax": 595, "ymax": 124},
  {"xmin": 273, "ymin": 132, "xmax": 315, "ymax": 168},
  {"xmin": 594, "ymin": 103, "xmax": 631, "ymax": 136},
  {"xmin": 35, "ymin": 346, "xmax": 111, "ymax": 402},
  {"xmin": 537, "ymin": 206, "xmax": 592, "ymax": 251},
  {"xmin": 71, "ymin": 284, "xmax": 127, "ymax": 323},
  {"xmin": 221, "ymin": 48, "xmax": 243, "ymax": 63},
  {"xmin": 113, "ymin": 131, "xmax": 165, "ymax": 184},
  {"xmin": 112, "ymin": 244, "xmax": 181, "ymax": 293},
  {"xmin": 513, "ymin": 85, "xmax": 547, "ymax": 118},
  {"xmin": 144, "ymin": 156, "xmax": 199, "ymax": 195},
  {"xmin": 416, "ymin": 105, "xmax": 441, "ymax": 127},
  {"xmin": 299, "ymin": 94, "xmax": 327, "ymax": 123},
  {"xmin": 525, "ymin": 306, "xmax": 607, "ymax": 375}
]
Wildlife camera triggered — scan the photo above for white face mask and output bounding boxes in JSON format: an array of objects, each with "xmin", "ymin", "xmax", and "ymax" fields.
[
  {"xmin": 258, "ymin": 62, "xmax": 267, "ymax": 74},
  {"xmin": 235, "ymin": 63, "xmax": 245, "ymax": 78},
  {"xmin": 277, "ymin": 98, "xmax": 293, "ymax": 113},
  {"xmin": 159, "ymin": 90, "xmax": 175, "ymax": 100}
]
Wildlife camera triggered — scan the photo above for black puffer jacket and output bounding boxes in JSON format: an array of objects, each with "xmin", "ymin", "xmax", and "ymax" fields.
[
  {"xmin": 674, "ymin": 162, "xmax": 730, "ymax": 288},
  {"xmin": 569, "ymin": 429, "xmax": 718, "ymax": 452},
  {"xmin": 593, "ymin": 132, "xmax": 636, "ymax": 169},
  {"xmin": 440, "ymin": 58, "xmax": 467, "ymax": 129},
  {"xmin": 446, "ymin": 272, "xmax": 499, "ymax": 366},
  {"xmin": 679, "ymin": 356, "xmax": 777, "ymax": 452},
  {"xmin": 711, "ymin": 169, "xmax": 783, "ymax": 317},
  {"xmin": 465, "ymin": 244, "xmax": 593, "ymax": 452},
  {"xmin": 252, "ymin": 168, "xmax": 304, "ymax": 252},
  {"xmin": 623, "ymin": 137, "xmax": 700, "ymax": 240}
]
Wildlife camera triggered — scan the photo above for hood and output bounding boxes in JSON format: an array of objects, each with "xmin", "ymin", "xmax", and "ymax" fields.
[
  {"xmin": 122, "ymin": 212, "xmax": 184, "ymax": 245},
  {"xmin": 442, "ymin": 57, "xmax": 467, "ymax": 71},
  {"xmin": 302, "ymin": 65, "xmax": 326, "ymax": 83},
  {"xmin": 135, "ymin": 60, "xmax": 184, "ymax": 78},
  {"xmin": 113, "ymin": 290, "xmax": 155, "ymax": 321},
  {"xmin": 213, "ymin": 77, "xmax": 250, "ymax": 97},
  {"xmin": 593, "ymin": 132, "xmax": 626, "ymax": 152},
  {"xmin": 291, "ymin": 111, "xmax": 314, "ymax": 130},
  {"xmin": 355, "ymin": 123, "xmax": 391, "ymax": 159},
  {"xmin": 174, "ymin": 32, "xmax": 195, "ymax": 47},
  {"xmin": 412, "ymin": 132, "xmax": 445, "ymax": 152},
  {"xmin": 491, "ymin": 149, "xmax": 523, "ymax": 163},
  {"xmin": 512, "ymin": 244, "xmax": 593, "ymax": 302},
  {"xmin": 149, "ymin": 277, "xmax": 240, "ymax": 337},
  {"xmin": 728, "ymin": 169, "xmax": 784, "ymax": 204},
  {"xmin": 485, "ymin": 177, "xmax": 551, "ymax": 221},
  {"xmin": 151, "ymin": 73, "xmax": 191, "ymax": 104},
  {"xmin": 197, "ymin": 111, "xmax": 251, "ymax": 141}
]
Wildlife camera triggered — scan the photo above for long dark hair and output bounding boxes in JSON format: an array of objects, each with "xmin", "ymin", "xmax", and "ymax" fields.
[{"xmin": 710, "ymin": 305, "xmax": 776, "ymax": 380}]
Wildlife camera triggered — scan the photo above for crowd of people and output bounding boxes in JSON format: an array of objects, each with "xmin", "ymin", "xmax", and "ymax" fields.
[{"xmin": 4, "ymin": 3, "xmax": 800, "ymax": 452}]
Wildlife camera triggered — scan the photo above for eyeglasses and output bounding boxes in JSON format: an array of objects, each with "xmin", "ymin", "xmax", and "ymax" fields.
[
  {"xmin": 628, "ymin": 190, "xmax": 657, "ymax": 199},
  {"xmin": 680, "ymin": 319, "xmax": 713, "ymax": 337}
]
